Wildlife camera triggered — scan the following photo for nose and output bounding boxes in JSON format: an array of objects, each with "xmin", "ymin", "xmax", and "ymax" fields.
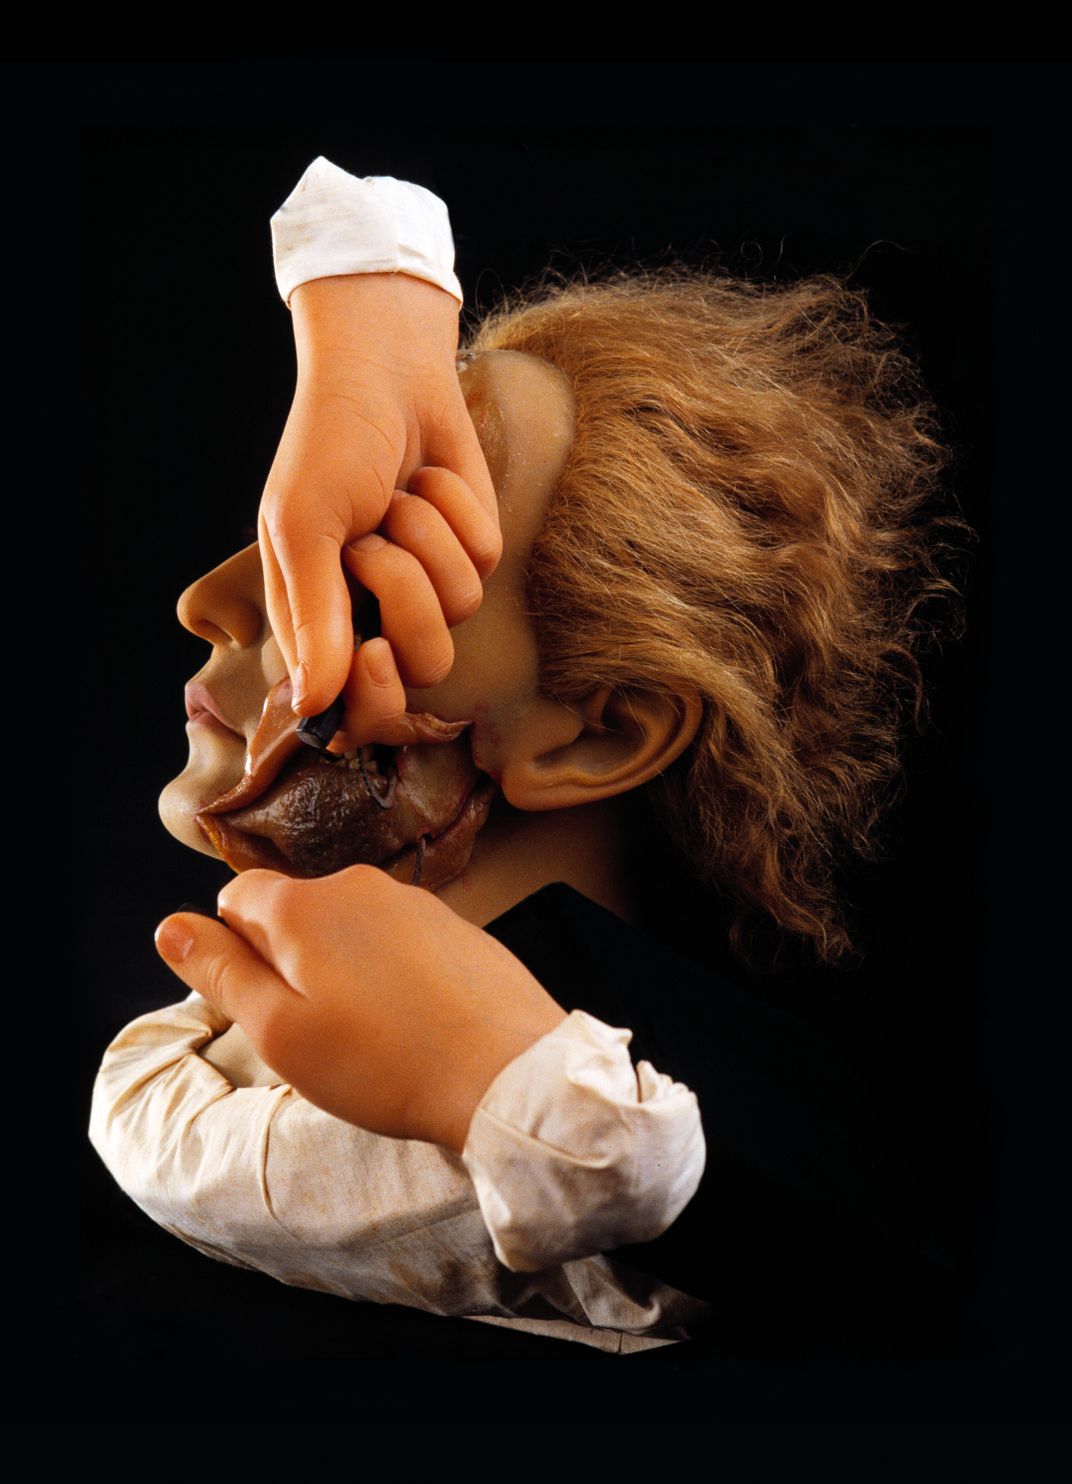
[{"xmin": 177, "ymin": 542, "xmax": 265, "ymax": 648}]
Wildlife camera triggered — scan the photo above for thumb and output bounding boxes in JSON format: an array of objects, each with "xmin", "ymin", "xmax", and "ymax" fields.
[
  {"xmin": 155, "ymin": 911, "xmax": 293, "ymax": 1043},
  {"xmin": 260, "ymin": 528, "xmax": 355, "ymax": 717}
]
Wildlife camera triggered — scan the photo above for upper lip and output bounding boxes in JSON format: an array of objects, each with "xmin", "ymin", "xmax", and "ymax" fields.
[{"xmin": 185, "ymin": 681, "xmax": 244, "ymax": 739}]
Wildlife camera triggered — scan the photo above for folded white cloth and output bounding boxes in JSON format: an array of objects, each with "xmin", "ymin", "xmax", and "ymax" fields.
[
  {"xmin": 465, "ymin": 1010, "xmax": 706, "ymax": 1272},
  {"xmin": 271, "ymin": 155, "xmax": 463, "ymax": 306}
]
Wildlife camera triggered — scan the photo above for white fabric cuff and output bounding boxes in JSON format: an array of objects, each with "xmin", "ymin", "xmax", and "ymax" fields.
[
  {"xmin": 462, "ymin": 1010, "xmax": 706, "ymax": 1274},
  {"xmin": 270, "ymin": 156, "xmax": 463, "ymax": 306}
]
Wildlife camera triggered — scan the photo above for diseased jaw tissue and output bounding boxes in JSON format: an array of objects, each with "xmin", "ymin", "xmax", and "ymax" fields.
[
  {"xmin": 161, "ymin": 351, "xmax": 578, "ymax": 905},
  {"xmin": 197, "ymin": 673, "xmax": 495, "ymax": 890}
]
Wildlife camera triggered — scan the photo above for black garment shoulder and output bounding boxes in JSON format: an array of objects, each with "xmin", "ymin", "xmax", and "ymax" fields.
[{"xmin": 486, "ymin": 883, "xmax": 957, "ymax": 1352}]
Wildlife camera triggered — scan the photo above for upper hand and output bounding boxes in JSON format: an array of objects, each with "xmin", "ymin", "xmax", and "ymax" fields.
[
  {"xmin": 154, "ymin": 866, "xmax": 566, "ymax": 1153},
  {"xmin": 259, "ymin": 273, "xmax": 501, "ymax": 742}
]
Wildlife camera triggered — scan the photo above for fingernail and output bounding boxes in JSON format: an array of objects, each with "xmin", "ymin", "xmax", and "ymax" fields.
[
  {"xmin": 177, "ymin": 901, "xmax": 217, "ymax": 919},
  {"xmin": 155, "ymin": 918, "xmax": 195, "ymax": 964},
  {"xmin": 292, "ymin": 660, "xmax": 309, "ymax": 711},
  {"xmin": 349, "ymin": 534, "xmax": 387, "ymax": 553},
  {"xmin": 365, "ymin": 640, "xmax": 396, "ymax": 686}
]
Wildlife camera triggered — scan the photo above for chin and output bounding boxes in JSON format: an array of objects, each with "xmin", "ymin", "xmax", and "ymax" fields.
[
  {"xmin": 160, "ymin": 720, "xmax": 249, "ymax": 860},
  {"xmin": 190, "ymin": 679, "xmax": 498, "ymax": 891},
  {"xmin": 159, "ymin": 768, "xmax": 232, "ymax": 861}
]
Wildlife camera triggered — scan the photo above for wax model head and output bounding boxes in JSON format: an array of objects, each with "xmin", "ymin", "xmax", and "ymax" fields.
[
  {"xmin": 160, "ymin": 270, "xmax": 956, "ymax": 960},
  {"xmin": 160, "ymin": 349, "xmax": 702, "ymax": 923}
]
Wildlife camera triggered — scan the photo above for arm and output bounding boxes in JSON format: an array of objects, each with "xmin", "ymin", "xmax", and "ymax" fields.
[
  {"xmin": 259, "ymin": 158, "xmax": 501, "ymax": 741},
  {"xmin": 153, "ymin": 868, "xmax": 706, "ymax": 1273},
  {"xmin": 202, "ymin": 1012, "xmax": 705, "ymax": 1276},
  {"xmin": 89, "ymin": 990, "xmax": 708, "ymax": 1336},
  {"xmin": 483, "ymin": 883, "xmax": 957, "ymax": 1333},
  {"xmin": 253, "ymin": 165, "xmax": 711, "ymax": 1265}
]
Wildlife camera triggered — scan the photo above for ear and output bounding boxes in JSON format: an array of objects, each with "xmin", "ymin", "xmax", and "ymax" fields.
[{"xmin": 499, "ymin": 685, "xmax": 703, "ymax": 812}]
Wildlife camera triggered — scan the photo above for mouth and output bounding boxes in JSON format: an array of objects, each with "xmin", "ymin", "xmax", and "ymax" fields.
[
  {"xmin": 195, "ymin": 677, "xmax": 497, "ymax": 890},
  {"xmin": 185, "ymin": 681, "xmax": 244, "ymax": 737}
]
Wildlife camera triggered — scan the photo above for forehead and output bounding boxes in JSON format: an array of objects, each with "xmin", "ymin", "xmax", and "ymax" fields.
[{"xmin": 457, "ymin": 349, "xmax": 574, "ymax": 556}]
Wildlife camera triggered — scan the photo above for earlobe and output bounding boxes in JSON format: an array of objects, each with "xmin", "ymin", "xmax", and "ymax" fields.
[{"xmin": 499, "ymin": 685, "xmax": 703, "ymax": 812}]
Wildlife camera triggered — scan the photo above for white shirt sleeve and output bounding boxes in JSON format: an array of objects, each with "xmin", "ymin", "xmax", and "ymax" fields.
[
  {"xmin": 463, "ymin": 1011, "xmax": 705, "ymax": 1272},
  {"xmin": 89, "ymin": 993, "xmax": 708, "ymax": 1346},
  {"xmin": 270, "ymin": 155, "xmax": 463, "ymax": 306}
]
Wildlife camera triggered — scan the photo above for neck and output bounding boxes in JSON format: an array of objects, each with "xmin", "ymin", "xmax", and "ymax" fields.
[{"xmin": 436, "ymin": 793, "xmax": 636, "ymax": 929}]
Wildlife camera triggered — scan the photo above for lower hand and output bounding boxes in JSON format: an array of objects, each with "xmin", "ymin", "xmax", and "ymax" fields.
[{"xmin": 154, "ymin": 866, "xmax": 565, "ymax": 1153}]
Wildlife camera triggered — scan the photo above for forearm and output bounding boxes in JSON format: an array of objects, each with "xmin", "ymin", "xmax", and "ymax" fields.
[
  {"xmin": 89, "ymin": 994, "xmax": 706, "ymax": 1333},
  {"xmin": 273, "ymin": 157, "xmax": 463, "ymax": 393},
  {"xmin": 258, "ymin": 157, "xmax": 497, "ymax": 723},
  {"xmin": 289, "ymin": 273, "xmax": 461, "ymax": 384}
]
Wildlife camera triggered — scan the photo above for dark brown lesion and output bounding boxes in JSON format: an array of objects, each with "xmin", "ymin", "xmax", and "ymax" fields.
[
  {"xmin": 196, "ymin": 676, "xmax": 497, "ymax": 890},
  {"xmin": 356, "ymin": 744, "xmax": 398, "ymax": 810}
]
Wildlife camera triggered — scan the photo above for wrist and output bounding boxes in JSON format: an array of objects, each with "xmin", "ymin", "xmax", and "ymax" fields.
[
  {"xmin": 290, "ymin": 273, "xmax": 460, "ymax": 374},
  {"xmin": 436, "ymin": 1003, "xmax": 569, "ymax": 1156}
]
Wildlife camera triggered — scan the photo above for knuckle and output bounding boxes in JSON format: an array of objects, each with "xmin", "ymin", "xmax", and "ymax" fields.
[
  {"xmin": 471, "ymin": 529, "xmax": 504, "ymax": 573},
  {"xmin": 391, "ymin": 492, "xmax": 435, "ymax": 537},
  {"xmin": 403, "ymin": 463, "xmax": 451, "ymax": 498},
  {"xmin": 267, "ymin": 879, "xmax": 309, "ymax": 936},
  {"xmin": 382, "ymin": 540, "xmax": 421, "ymax": 578},
  {"xmin": 257, "ymin": 1004, "xmax": 291, "ymax": 1070},
  {"xmin": 219, "ymin": 868, "xmax": 281, "ymax": 916},
  {"xmin": 290, "ymin": 613, "xmax": 325, "ymax": 647},
  {"xmin": 447, "ymin": 585, "xmax": 483, "ymax": 624},
  {"xmin": 201, "ymin": 949, "xmax": 232, "ymax": 1008},
  {"xmin": 341, "ymin": 862, "xmax": 389, "ymax": 900},
  {"xmin": 410, "ymin": 649, "xmax": 453, "ymax": 688},
  {"xmin": 407, "ymin": 465, "xmax": 447, "ymax": 497},
  {"xmin": 371, "ymin": 701, "xmax": 408, "ymax": 733},
  {"xmin": 224, "ymin": 870, "xmax": 304, "ymax": 946},
  {"xmin": 259, "ymin": 505, "xmax": 294, "ymax": 553}
]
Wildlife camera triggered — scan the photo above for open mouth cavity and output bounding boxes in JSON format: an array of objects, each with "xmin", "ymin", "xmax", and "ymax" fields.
[{"xmin": 196, "ymin": 676, "xmax": 496, "ymax": 891}]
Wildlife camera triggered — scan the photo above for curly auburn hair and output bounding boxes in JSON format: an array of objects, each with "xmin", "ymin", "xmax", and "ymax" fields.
[{"xmin": 465, "ymin": 268, "xmax": 962, "ymax": 964}]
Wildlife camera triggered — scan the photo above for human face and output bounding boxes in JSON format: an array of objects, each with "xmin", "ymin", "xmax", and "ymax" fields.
[{"xmin": 158, "ymin": 350, "xmax": 575, "ymax": 889}]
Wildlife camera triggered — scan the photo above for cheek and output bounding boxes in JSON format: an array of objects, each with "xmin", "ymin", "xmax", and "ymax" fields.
[
  {"xmin": 405, "ymin": 602, "xmax": 543, "ymax": 778},
  {"xmin": 469, "ymin": 701, "xmax": 504, "ymax": 778},
  {"xmin": 260, "ymin": 635, "xmax": 289, "ymax": 691}
]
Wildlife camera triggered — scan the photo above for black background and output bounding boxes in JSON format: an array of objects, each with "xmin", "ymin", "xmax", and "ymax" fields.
[{"xmin": 15, "ymin": 60, "xmax": 1061, "ymax": 1415}]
